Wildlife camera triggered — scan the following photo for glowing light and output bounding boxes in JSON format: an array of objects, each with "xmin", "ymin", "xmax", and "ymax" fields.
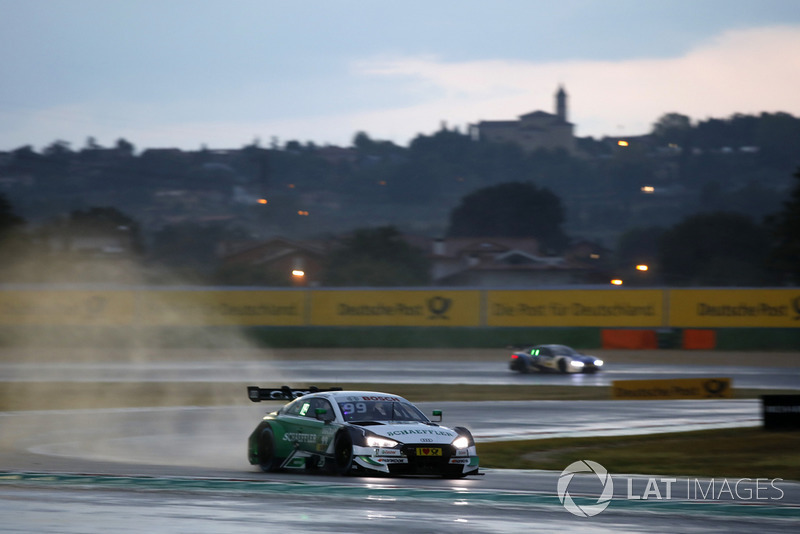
[
  {"xmin": 641, "ymin": 186, "xmax": 655, "ymax": 193},
  {"xmin": 636, "ymin": 264, "xmax": 649, "ymax": 272},
  {"xmin": 611, "ymin": 279, "xmax": 623, "ymax": 286},
  {"xmin": 378, "ymin": 180, "xmax": 387, "ymax": 186},
  {"xmin": 292, "ymin": 270, "xmax": 305, "ymax": 277},
  {"xmin": 297, "ymin": 210, "xmax": 309, "ymax": 216},
  {"xmin": 287, "ymin": 184, "xmax": 295, "ymax": 189},
  {"xmin": 618, "ymin": 140, "xmax": 629, "ymax": 147},
  {"xmin": 257, "ymin": 198, "xmax": 268, "ymax": 204}
]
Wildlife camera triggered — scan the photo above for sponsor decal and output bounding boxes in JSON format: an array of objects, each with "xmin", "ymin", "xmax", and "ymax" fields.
[
  {"xmin": 449, "ymin": 458, "xmax": 470, "ymax": 465},
  {"xmin": 385, "ymin": 429, "xmax": 455, "ymax": 437},
  {"xmin": 283, "ymin": 432, "xmax": 317, "ymax": 444},
  {"xmin": 415, "ymin": 447, "xmax": 442, "ymax": 456}
]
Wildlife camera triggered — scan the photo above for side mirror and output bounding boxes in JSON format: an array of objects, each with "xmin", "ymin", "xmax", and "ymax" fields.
[
  {"xmin": 431, "ymin": 409, "xmax": 442, "ymax": 422},
  {"xmin": 316, "ymin": 408, "xmax": 335, "ymax": 423}
]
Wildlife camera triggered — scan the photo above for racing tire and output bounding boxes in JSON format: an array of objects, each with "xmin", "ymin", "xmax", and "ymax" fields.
[
  {"xmin": 557, "ymin": 358, "xmax": 568, "ymax": 373},
  {"xmin": 257, "ymin": 427, "xmax": 282, "ymax": 472},
  {"xmin": 333, "ymin": 431, "xmax": 354, "ymax": 475},
  {"xmin": 518, "ymin": 360, "xmax": 530, "ymax": 374}
]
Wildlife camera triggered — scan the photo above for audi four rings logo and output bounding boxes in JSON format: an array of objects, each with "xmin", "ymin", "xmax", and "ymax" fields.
[{"xmin": 557, "ymin": 460, "xmax": 614, "ymax": 517}]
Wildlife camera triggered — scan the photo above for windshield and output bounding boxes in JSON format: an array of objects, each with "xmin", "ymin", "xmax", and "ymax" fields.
[{"xmin": 338, "ymin": 400, "xmax": 429, "ymax": 423}]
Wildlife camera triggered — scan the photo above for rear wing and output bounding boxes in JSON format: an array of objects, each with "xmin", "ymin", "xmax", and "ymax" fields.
[{"xmin": 247, "ymin": 385, "xmax": 343, "ymax": 402}]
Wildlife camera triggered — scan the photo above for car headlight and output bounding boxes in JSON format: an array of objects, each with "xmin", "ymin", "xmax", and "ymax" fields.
[
  {"xmin": 452, "ymin": 436, "xmax": 471, "ymax": 450},
  {"xmin": 366, "ymin": 435, "xmax": 399, "ymax": 448},
  {"xmin": 569, "ymin": 360, "xmax": 585, "ymax": 368},
  {"xmin": 594, "ymin": 359, "xmax": 604, "ymax": 367}
]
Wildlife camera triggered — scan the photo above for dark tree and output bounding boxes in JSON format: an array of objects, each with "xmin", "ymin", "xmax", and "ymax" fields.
[
  {"xmin": 447, "ymin": 182, "xmax": 568, "ymax": 253},
  {"xmin": 658, "ymin": 212, "xmax": 772, "ymax": 286},
  {"xmin": 0, "ymin": 193, "xmax": 25, "ymax": 236},
  {"xmin": 767, "ymin": 168, "xmax": 800, "ymax": 284},
  {"xmin": 323, "ymin": 226, "xmax": 430, "ymax": 286}
]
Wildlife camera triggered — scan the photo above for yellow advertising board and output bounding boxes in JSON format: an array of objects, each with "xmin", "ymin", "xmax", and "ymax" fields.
[
  {"xmin": 487, "ymin": 290, "xmax": 663, "ymax": 327},
  {"xmin": 0, "ymin": 290, "xmax": 136, "ymax": 325},
  {"xmin": 310, "ymin": 290, "xmax": 480, "ymax": 326},
  {"xmin": 612, "ymin": 377, "xmax": 732, "ymax": 400},
  {"xmin": 669, "ymin": 289, "xmax": 800, "ymax": 328},
  {"xmin": 138, "ymin": 290, "xmax": 306, "ymax": 326}
]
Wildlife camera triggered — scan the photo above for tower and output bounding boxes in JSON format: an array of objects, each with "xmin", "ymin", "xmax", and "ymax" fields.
[{"xmin": 555, "ymin": 85, "xmax": 567, "ymax": 122}]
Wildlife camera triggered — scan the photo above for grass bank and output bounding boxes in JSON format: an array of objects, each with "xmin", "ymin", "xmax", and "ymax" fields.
[{"xmin": 479, "ymin": 427, "xmax": 800, "ymax": 480}]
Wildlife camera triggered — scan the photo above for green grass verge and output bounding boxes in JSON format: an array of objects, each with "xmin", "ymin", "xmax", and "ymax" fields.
[{"xmin": 478, "ymin": 427, "xmax": 800, "ymax": 480}]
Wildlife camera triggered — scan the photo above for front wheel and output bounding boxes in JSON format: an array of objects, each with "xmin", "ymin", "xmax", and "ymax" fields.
[
  {"xmin": 258, "ymin": 427, "xmax": 282, "ymax": 472},
  {"xmin": 333, "ymin": 431, "xmax": 354, "ymax": 475}
]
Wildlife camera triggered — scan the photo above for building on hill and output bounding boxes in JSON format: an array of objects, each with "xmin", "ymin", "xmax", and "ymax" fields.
[{"xmin": 469, "ymin": 86, "xmax": 576, "ymax": 154}]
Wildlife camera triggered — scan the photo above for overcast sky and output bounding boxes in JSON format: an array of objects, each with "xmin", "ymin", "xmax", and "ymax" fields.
[{"xmin": 2, "ymin": 0, "xmax": 799, "ymax": 152}]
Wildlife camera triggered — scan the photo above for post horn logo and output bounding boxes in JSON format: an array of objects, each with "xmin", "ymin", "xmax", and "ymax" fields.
[
  {"xmin": 426, "ymin": 296, "xmax": 452, "ymax": 319},
  {"xmin": 557, "ymin": 460, "xmax": 614, "ymax": 517}
]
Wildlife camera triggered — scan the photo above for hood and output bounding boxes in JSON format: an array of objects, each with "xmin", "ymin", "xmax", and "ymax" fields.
[
  {"xmin": 574, "ymin": 354, "xmax": 599, "ymax": 363},
  {"xmin": 362, "ymin": 423, "xmax": 458, "ymax": 444}
]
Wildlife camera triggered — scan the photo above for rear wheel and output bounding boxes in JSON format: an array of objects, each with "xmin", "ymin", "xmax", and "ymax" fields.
[
  {"xmin": 333, "ymin": 431, "xmax": 354, "ymax": 475},
  {"xmin": 258, "ymin": 427, "xmax": 282, "ymax": 472}
]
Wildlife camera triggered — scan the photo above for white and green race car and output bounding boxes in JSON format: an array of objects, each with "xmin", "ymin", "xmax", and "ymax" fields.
[{"xmin": 247, "ymin": 385, "xmax": 480, "ymax": 478}]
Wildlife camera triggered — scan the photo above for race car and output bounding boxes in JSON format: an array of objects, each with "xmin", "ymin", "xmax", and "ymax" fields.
[
  {"xmin": 509, "ymin": 344, "xmax": 604, "ymax": 374},
  {"xmin": 246, "ymin": 385, "xmax": 479, "ymax": 478}
]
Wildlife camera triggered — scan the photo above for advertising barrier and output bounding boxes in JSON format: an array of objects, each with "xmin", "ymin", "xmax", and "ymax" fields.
[
  {"xmin": 487, "ymin": 289, "xmax": 663, "ymax": 327},
  {"xmin": 670, "ymin": 289, "xmax": 800, "ymax": 328},
  {"xmin": 309, "ymin": 290, "xmax": 480, "ymax": 327},
  {"xmin": 0, "ymin": 289, "xmax": 135, "ymax": 325},
  {"xmin": 138, "ymin": 290, "xmax": 306, "ymax": 326},
  {"xmin": 0, "ymin": 287, "xmax": 798, "ymax": 329}
]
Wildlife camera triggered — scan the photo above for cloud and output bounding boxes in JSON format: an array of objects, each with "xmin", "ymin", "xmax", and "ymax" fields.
[
  {"xmin": 2, "ymin": 25, "xmax": 799, "ymax": 151},
  {"xmin": 351, "ymin": 25, "xmax": 800, "ymax": 139}
]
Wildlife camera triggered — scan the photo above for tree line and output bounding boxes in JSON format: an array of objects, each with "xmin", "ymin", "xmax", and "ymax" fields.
[{"xmin": 0, "ymin": 110, "xmax": 798, "ymax": 286}]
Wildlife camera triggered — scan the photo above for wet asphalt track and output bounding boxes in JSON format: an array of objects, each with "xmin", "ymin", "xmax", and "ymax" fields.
[{"xmin": 2, "ymin": 356, "xmax": 799, "ymax": 532}]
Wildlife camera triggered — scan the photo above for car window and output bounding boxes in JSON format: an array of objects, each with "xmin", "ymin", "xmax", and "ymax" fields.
[
  {"xmin": 308, "ymin": 398, "xmax": 333, "ymax": 418},
  {"xmin": 283, "ymin": 398, "xmax": 311, "ymax": 417}
]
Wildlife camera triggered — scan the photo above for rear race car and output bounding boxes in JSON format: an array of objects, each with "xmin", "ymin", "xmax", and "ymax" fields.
[
  {"xmin": 510, "ymin": 344, "xmax": 604, "ymax": 374},
  {"xmin": 247, "ymin": 386, "xmax": 479, "ymax": 478}
]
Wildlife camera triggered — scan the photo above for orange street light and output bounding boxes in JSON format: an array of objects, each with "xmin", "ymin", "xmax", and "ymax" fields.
[
  {"xmin": 636, "ymin": 264, "xmax": 649, "ymax": 272},
  {"xmin": 611, "ymin": 279, "xmax": 623, "ymax": 286},
  {"xmin": 617, "ymin": 140, "xmax": 629, "ymax": 147},
  {"xmin": 257, "ymin": 198, "xmax": 268, "ymax": 204}
]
